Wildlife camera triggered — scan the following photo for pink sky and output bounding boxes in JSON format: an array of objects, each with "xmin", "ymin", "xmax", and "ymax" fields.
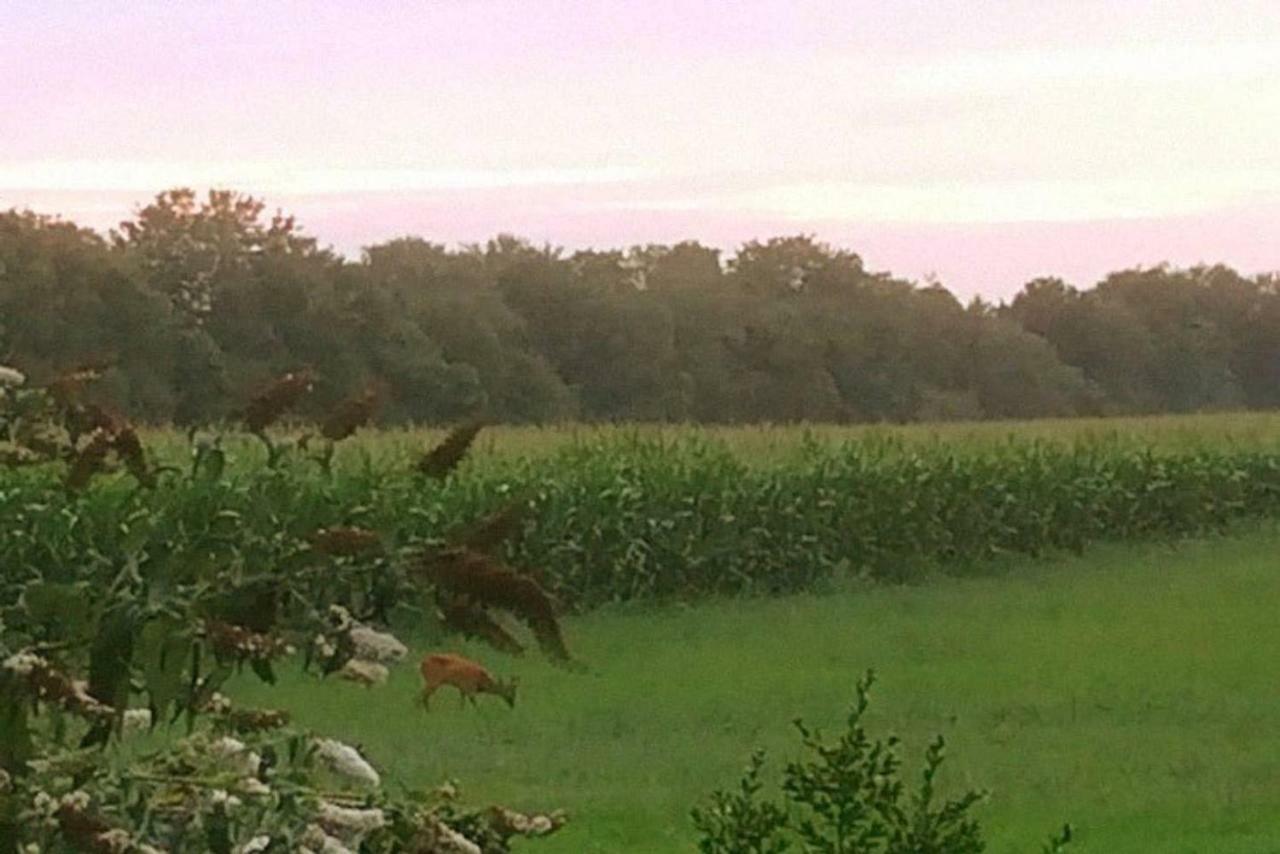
[{"xmin": 2, "ymin": 0, "xmax": 1278, "ymax": 299}]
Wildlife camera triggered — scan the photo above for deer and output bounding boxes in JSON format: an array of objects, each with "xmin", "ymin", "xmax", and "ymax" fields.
[{"xmin": 419, "ymin": 652, "xmax": 517, "ymax": 711}]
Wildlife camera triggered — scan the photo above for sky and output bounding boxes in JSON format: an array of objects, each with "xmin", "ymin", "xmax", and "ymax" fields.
[{"xmin": 2, "ymin": 0, "xmax": 1278, "ymax": 300}]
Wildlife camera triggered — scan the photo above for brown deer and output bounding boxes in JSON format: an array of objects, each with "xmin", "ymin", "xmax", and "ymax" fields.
[{"xmin": 419, "ymin": 652, "xmax": 517, "ymax": 710}]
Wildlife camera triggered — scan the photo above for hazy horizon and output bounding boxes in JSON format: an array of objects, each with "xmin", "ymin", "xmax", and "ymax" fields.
[{"xmin": 4, "ymin": 0, "xmax": 1278, "ymax": 299}]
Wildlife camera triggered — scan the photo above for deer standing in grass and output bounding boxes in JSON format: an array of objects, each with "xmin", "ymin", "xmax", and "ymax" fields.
[{"xmin": 419, "ymin": 653, "xmax": 517, "ymax": 710}]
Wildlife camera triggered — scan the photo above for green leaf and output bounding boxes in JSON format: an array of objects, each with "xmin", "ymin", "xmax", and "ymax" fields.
[
  {"xmin": 210, "ymin": 579, "xmax": 279, "ymax": 634},
  {"xmin": 250, "ymin": 657, "xmax": 276, "ymax": 685},
  {"xmin": 21, "ymin": 581, "xmax": 93, "ymax": 642},
  {"xmin": 119, "ymin": 513, "xmax": 154, "ymax": 558},
  {"xmin": 189, "ymin": 659, "xmax": 234, "ymax": 721},
  {"xmin": 0, "ymin": 789, "xmax": 26, "ymax": 854},
  {"xmin": 80, "ymin": 604, "xmax": 138, "ymax": 747},
  {"xmin": 137, "ymin": 616, "xmax": 191, "ymax": 727},
  {"xmin": 197, "ymin": 446, "xmax": 227, "ymax": 482},
  {"xmin": 205, "ymin": 805, "xmax": 233, "ymax": 854},
  {"xmin": 0, "ymin": 676, "xmax": 34, "ymax": 774}
]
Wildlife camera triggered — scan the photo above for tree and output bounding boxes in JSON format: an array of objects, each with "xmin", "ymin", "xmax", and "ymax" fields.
[
  {"xmin": 967, "ymin": 309, "xmax": 1093, "ymax": 419},
  {"xmin": 0, "ymin": 210, "xmax": 180, "ymax": 418},
  {"xmin": 728, "ymin": 235, "xmax": 867, "ymax": 296},
  {"xmin": 635, "ymin": 241, "xmax": 725, "ymax": 292},
  {"xmin": 4, "ymin": 191, "xmax": 1279, "ymax": 425},
  {"xmin": 114, "ymin": 188, "xmax": 325, "ymax": 321}
]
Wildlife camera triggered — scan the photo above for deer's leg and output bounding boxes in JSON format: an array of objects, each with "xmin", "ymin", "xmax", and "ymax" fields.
[{"xmin": 422, "ymin": 683, "xmax": 439, "ymax": 711}]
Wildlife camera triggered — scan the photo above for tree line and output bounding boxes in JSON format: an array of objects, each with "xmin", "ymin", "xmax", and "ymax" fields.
[{"xmin": 2, "ymin": 188, "xmax": 1277, "ymax": 425}]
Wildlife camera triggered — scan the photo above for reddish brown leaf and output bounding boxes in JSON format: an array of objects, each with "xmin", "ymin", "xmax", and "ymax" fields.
[
  {"xmin": 417, "ymin": 421, "xmax": 484, "ymax": 479},
  {"xmin": 243, "ymin": 370, "xmax": 316, "ymax": 432},
  {"xmin": 321, "ymin": 387, "xmax": 380, "ymax": 441},
  {"xmin": 418, "ymin": 547, "xmax": 571, "ymax": 662},
  {"xmin": 309, "ymin": 526, "xmax": 383, "ymax": 557}
]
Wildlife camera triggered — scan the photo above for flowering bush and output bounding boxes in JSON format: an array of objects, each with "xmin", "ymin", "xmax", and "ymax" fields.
[
  {"xmin": 1, "ymin": 719, "xmax": 565, "ymax": 852},
  {"xmin": 0, "ymin": 373, "xmax": 565, "ymax": 852}
]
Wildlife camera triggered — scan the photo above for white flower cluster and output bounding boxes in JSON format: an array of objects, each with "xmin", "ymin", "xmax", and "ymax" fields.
[
  {"xmin": 429, "ymin": 821, "xmax": 482, "ymax": 854},
  {"xmin": 66, "ymin": 678, "xmax": 110, "ymax": 716},
  {"xmin": 313, "ymin": 738, "xmax": 380, "ymax": 788},
  {"xmin": 239, "ymin": 777, "xmax": 271, "ymax": 797},
  {"xmin": 302, "ymin": 803, "xmax": 388, "ymax": 854},
  {"xmin": 509, "ymin": 813, "xmax": 555, "ymax": 835},
  {"xmin": 313, "ymin": 633, "xmax": 337, "ymax": 660},
  {"xmin": 25, "ymin": 791, "xmax": 61, "ymax": 829},
  {"xmin": 93, "ymin": 829, "xmax": 164, "ymax": 854},
  {"xmin": 22, "ymin": 790, "xmax": 162, "ymax": 848},
  {"xmin": 0, "ymin": 442, "xmax": 40, "ymax": 466},
  {"xmin": 3, "ymin": 653, "xmax": 110, "ymax": 718},
  {"xmin": 235, "ymin": 836, "xmax": 272, "ymax": 854},
  {"xmin": 300, "ymin": 824, "xmax": 355, "ymax": 854},
  {"xmin": 204, "ymin": 692, "xmax": 232, "ymax": 714},
  {"xmin": 3, "ymin": 651, "xmax": 45, "ymax": 676},
  {"xmin": 0, "ymin": 365, "xmax": 25, "ymax": 388},
  {"xmin": 316, "ymin": 802, "xmax": 386, "ymax": 833},
  {"xmin": 490, "ymin": 806, "xmax": 565, "ymax": 837},
  {"xmin": 327, "ymin": 605, "xmax": 353, "ymax": 631},
  {"xmin": 209, "ymin": 736, "xmax": 262, "ymax": 778},
  {"xmin": 95, "ymin": 829, "xmax": 133, "ymax": 851},
  {"xmin": 483, "ymin": 809, "xmax": 565, "ymax": 839},
  {"xmin": 315, "ymin": 611, "xmax": 406, "ymax": 691},
  {"xmin": 122, "ymin": 708, "xmax": 152, "ymax": 733},
  {"xmin": 60, "ymin": 790, "xmax": 91, "ymax": 812},
  {"xmin": 338, "ymin": 658, "xmax": 388, "ymax": 687},
  {"xmin": 332, "ymin": 621, "xmax": 406, "ymax": 688},
  {"xmin": 208, "ymin": 788, "xmax": 242, "ymax": 811},
  {"xmin": 348, "ymin": 626, "xmax": 407, "ymax": 664}
]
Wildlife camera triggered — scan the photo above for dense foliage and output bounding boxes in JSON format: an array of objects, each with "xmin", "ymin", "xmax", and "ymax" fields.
[
  {"xmin": 4, "ymin": 189, "xmax": 1279, "ymax": 426},
  {"xmin": 4, "ymin": 406, "xmax": 1280, "ymax": 612},
  {"xmin": 692, "ymin": 671, "xmax": 1074, "ymax": 854},
  {"xmin": 0, "ymin": 376, "xmax": 567, "ymax": 852}
]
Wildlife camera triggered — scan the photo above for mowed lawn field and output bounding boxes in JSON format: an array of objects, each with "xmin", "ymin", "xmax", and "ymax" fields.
[{"xmin": 229, "ymin": 526, "xmax": 1280, "ymax": 853}]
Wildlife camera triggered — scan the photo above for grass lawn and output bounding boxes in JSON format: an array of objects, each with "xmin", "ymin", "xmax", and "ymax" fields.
[{"xmin": 232, "ymin": 527, "xmax": 1280, "ymax": 852}]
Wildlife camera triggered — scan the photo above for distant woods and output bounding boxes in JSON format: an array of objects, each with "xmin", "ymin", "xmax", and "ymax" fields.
[{"xmin": 3, "ymin": 188, "xmax": 1278, "ymax": 425}]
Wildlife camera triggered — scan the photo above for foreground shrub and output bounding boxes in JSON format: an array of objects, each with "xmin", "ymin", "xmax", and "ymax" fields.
[
  {"xmin": 0, "ymin": 374, "xmax": 564, "ymax": 853},
  {"xmin": 691, "ymin": 670, "xmax": 1073, "ymax": 853}
]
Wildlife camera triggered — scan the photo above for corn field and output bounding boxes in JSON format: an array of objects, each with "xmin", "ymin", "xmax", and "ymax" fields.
[{"xmin": 4, "ymin": 427, "xmax": 1280, "ymax": 608}]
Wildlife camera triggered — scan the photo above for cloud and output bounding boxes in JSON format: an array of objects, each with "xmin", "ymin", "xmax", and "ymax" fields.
[
  {"xmin": 889, "ymin": 42, "xmax": 1280, "ymax": 97},
  {"xmin": 0, "ymin": 162, "xmax": 652, "ymax": 194},
  {"xmin": 729, "ymin": 170, "xmax": 1280, "ymax": 224}
]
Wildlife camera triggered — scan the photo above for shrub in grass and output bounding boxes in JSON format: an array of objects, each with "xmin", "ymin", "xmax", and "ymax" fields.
[{"xmin": 692, "ymin": 670, "xmax": 1073, "ymax": 854}]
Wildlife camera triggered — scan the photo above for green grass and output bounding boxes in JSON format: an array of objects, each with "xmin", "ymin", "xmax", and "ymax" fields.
[{"xmin": 227, "ymin": 526, "xmax": 1280, "ymax": 853}]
